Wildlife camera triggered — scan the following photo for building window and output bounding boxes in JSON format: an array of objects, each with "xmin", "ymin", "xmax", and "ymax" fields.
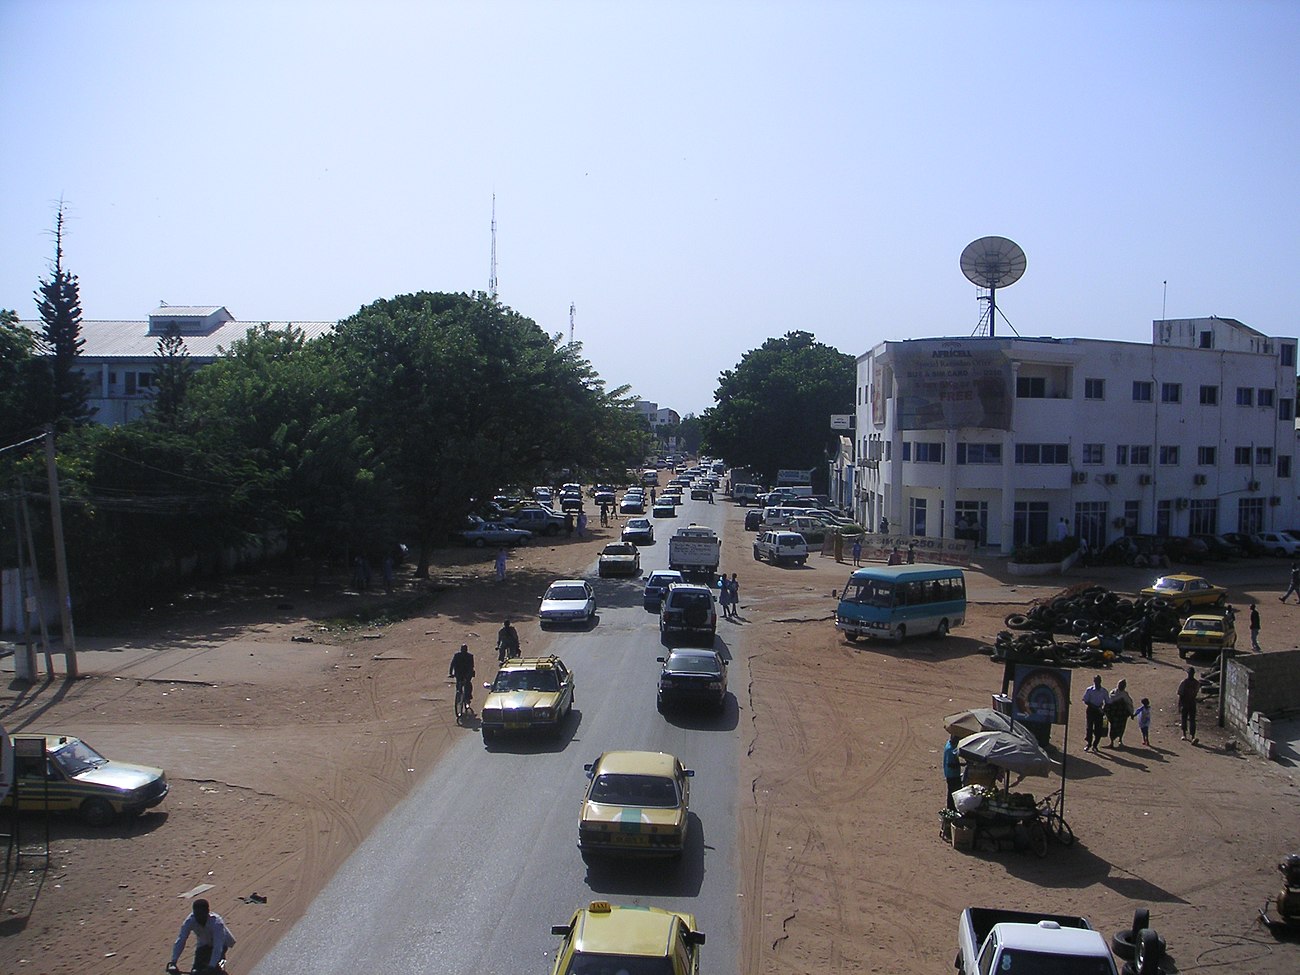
[
  {"xmin": 1280, "ymin": 456, "xmax": 1292, "ymax": 478},
  {"xmin": 1236, "ymin": 387, "xmax": 1254, "ymax": 406},
  {"xmin": 1197, "ymin": 446, "xmax": 1216, "ymax": 465},
  {"xmin": 1013, "ymin": 501, "xmax": 1050, "ymax": 547},
  {"xmin": 901, "ymin": 442, "xmax": 911, "ymax": 461},
  {"xmin": 1014, "ymin": 443, "xmax": 1069, "ymax": 464},
  {"xmin": 909, "ymin": 497, "xmax": 927, "ymax": 536},
  {"xmin": 1283, "ymin": 344, "xmax": 1296, "ymax": 367},
  {"xmin": 1082, "ymin": 443, "xmax": 1104, "ymax": 465},
  {"xmin": 1132, "ymin": 381, "xmax": 1153, "ymax": 402},
  {"xmin": 1159, "ymin": 446, "xmax": 1180, "ymax": 466},
  {"xmin": 1281, "ymin": 398, "xmax": 1294, "ymax": 421},
  {"xmin": 1234, "ymin": 446, "xmax": 1252, "ymax": 465},
  {"xmin": 1258, "ymin": 388, "xmax": 1275, "ymax": 408},
  {"xmin": 1016, "ymin": 376, "xmax": 1046, "ymax": 398},
  {"xmin": 1238, "ymin": 497, "xmax": 1265, "ymax": 534},
  {"xmin": 914, "ymin": 442, "xmax": 944, "ymax": 463},
  {"xmin": 1084, "ymin": 378, "xmax": 1104, "ymax": 400},
  {"xmin": 1116, "ymin": 445, "xmax": 1129, "ymax": 466},
  {"xmin": 1256, "ymin": 446, "xmax": 1273, "ymax": 466},
  {"xmin": 1161, "ymin": 383, "xmax": 1181, "ymax": 404},
  {"xmin": 956, "ymin": 442, "xmax": 1002, "ymax": 464},
  {"xmin": 1129, "ymin": 445, "xmax": 1152, "ymax": 465},
  {"xmin": 1189, "ymin": 499, "xmax": 1217, "ymax": 535},
  {"xmin": 1199, "ymin": 330, "xmax": 1213, "ymax": 349},
  {"xmin": 884, "ymin": 442, "xmax": 890, "ymax": 461},
  {"xmin": 1123, "ymin": 500, "xmax": 1140, "ymax": 536},
  {"xmin": 1199, "ymin": 385, "xmax": 1218, "ymax": 406},
  {"xmin": 1074, "ymin": 501, "xmax": 1108, "ymax": 551}
]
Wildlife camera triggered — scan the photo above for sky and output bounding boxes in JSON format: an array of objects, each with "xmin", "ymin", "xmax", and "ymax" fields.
[{"xmin": 3, "ymin": 0, "xmax": 1299, "ymax": 416}]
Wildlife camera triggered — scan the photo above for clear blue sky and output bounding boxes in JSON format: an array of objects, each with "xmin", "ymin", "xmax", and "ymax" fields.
[{"xmin": 3, "ymin": 0, "xmax": 1298, "ymax": 416}]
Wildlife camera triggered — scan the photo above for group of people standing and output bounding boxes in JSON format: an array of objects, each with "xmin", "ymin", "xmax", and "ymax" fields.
[
  {"xmin": 1082, "ymin": 675, "xmax": 1149, "ymax": 750},
  {"xmin": 717, "ymin": 572, "xmax": 741, "ymax": 619}
]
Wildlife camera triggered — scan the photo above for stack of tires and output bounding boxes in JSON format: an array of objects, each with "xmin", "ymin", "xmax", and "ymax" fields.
[{"xmin": 1111, "ymin": 908, "xmax": 1167, "ymax": 974}]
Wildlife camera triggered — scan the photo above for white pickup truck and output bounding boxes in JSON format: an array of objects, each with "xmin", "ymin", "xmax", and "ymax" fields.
[
  {"xmin": 956, "ymin": 907, "xmax": 1118, "ymax": 975},
  {"xmin": 667, "ymin": 525, "xmax": 721, "ymax": 579}
]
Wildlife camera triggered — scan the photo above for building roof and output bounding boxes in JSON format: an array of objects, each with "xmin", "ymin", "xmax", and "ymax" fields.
[{"xmin": 16, "ymin": 317, "xmax": 338, "ymax": 360}]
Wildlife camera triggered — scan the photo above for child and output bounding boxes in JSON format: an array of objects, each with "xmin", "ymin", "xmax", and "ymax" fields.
[{"xmin": 1135, "ymin": 697, "xmax": 1152, "ymax": 746}]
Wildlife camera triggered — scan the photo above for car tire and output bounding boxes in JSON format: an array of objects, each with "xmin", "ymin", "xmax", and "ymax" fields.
[
  {"xmin": 895, "ymin": 625, "xmax": 906, "ymax": 643},
  {"xmin": 844, "ymin": 632, "xmax": 859, "ymax": 643},
  {"xmin": 936, "ymin": 619, "xmax": 949, "ymax": 638},
  {"xmin": 797, "ymin": 557, "xmax": 807, "ymax": 566},
  {"xmin": 656, "ymin": 696, "xmax": 666, "ymax": 713},
  {"xmin": 474, "ymin": 538, "xmax": 486, "ymax": 548},
  {"xmin": 1136, "ymin": 929, "xmax": 1166, "ymax": 975},
  {"xmin": 753, "ymin": 546, "xmax": 761, "ymax": 560},
  {"xmin": 80, "ymin": 797, "xmax": 116, "ymax": 828}
]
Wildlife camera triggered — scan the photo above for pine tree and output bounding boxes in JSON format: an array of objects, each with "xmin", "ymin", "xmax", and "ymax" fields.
[
  {"xmin": 150, "ymin": 322, "xmax": 192, "ymax": 425},
  {"xmin": 34, "ymin": 203, "xmax": 93, "ymax": 428}
]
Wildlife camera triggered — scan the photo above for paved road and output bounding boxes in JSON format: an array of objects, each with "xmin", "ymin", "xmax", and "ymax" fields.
[{"xmin": 253, "ymin": 499, "xmax": 743, "ymax": 975}]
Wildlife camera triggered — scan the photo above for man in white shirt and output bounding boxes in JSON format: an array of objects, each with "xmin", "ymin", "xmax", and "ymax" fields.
[
  {"xmin": 1081, "ymin": 675, "xmax": 1110, "ymax": 753},
  {"xmin": 168, "ymin": 898, "xmax": 235, "ymax": 973}
]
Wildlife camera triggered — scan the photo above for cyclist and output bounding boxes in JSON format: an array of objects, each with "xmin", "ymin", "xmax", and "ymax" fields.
[
  {"xmin": 448, "ymin": 643, "xmax": 475, "ymax": 716},
  {"xmin": 167, "ymin": 897, "xmax": 235, "ymax": 974},
  {"xmin": 496, "ymin": 618, "xmax": 521, "ymax": 663}
]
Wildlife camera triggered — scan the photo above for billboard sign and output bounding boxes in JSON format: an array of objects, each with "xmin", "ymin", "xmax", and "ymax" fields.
[
  {"xmin": 1012, "ymin": 664, "xmax": 1072, "ymax": 726},
  {"xmin": 892, "ymin": 340, "xmax": 1012, "ymax": 431},
  {"xmin": 830, "ymin": 414, "xmax": 853, "ymax": 430}
]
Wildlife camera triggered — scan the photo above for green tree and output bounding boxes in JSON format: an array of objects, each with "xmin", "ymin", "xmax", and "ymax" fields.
[
  {"xmin": 0, "ymin": 309, "xmax": 47, "ymax": 444},
  {"xmin": 700, "ymin": 331, "xmax": 853, "ymax": 489},
  {"xmin": 148, "ymin": 322, "xmax": 192, "ymax": 426},
  {"xmin": 676, "ymin": 413, "xmax": 703, "ymax": 455},
  {"xmin": 34, "ymin": 204, "xmax": 93, "ymax": 429}
]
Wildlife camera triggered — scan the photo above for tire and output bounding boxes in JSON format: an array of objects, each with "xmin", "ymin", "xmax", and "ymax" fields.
[
  {"xmin": 1136, "ymin": 929, "xmax": 1166, "ymax": 975},
  {"xmin": 797, "ymin": 557, "xmax": 807, "ymax": 566},
  {"xmin": 936, "ymin": 619, "xmax": 949, "ymax": 638},
  {"xmin": 1112, "ymin": 931, "xmax": 1137, "ymax": 961},
  {"xmin": 753, "ymin": 546, "xmax": 761, "ymax": 561},
  {"xmin": 1131, "ymin": 908, "xmax": 1150, "ymax": 938},
  {"xmin": 895, "ymin": 625, "xmax": 906, "ymax": 643},
  {"xmin": 1026, "ymin": 819, "xmax": 1048, "ymax": 858},
  {"xmin": 844, "ymin": 632, "xmax": 859, "ymax": 643},
  {"xmin": 81, "ymin": 797, "xmax": 116, "ymax": 827},
  {"xmin": 474, "ymin": 538, "xmax": 486, "ymax": 548}
]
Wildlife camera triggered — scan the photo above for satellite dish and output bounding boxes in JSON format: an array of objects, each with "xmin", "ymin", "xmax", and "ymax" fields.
[
  {"xmin": 961, "ymin": 236, "xmax": 1026, "ymax": 289},
  {"xmin": 960, "ymin": 236, "xmax": 1026, "ymax": 336}
]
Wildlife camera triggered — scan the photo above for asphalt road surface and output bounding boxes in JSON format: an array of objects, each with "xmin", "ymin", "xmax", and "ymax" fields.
[{"xmin": 253, "ymin": 499, "xmax": 743, "ymax": 975}]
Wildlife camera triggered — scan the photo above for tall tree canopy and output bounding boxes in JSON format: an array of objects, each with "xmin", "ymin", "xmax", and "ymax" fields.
[
  {"xmin": 700, "ymin": 330, "xmax": 853, "ymax": 488},
  {"xmin": 0, "ymin": 308, "xmax": 47, "ymax": 444},
  {"xmin": 34, "ymin": 204, "xmax": 92, "ymax": 429}
]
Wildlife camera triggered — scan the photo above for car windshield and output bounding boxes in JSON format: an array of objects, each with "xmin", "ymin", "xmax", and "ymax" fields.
[
  {"xmin": 564, "ymin": 954, "xmax": 675, "ymax": 975},
  {"xmin": 666, "ymin": 653, "xmax": 721, "ymax": 675},
  {"xmin": 54, "ymin": 740, "xmax": 108, "ymax": 775},
  {"xmin": 648, "ymin": 575, "xmax": 679, "ymax": 589},
  {"xmin": 548, "ymin": 586, "xmax": 588, "ymax": 601},
  {"xmin": 589, "ymin": 773, "xmax": 680, "ymax": 808},
  {"xmin": 604, "ymin": 545, "xmax": 635, "ymax": 556},
  {"xmin": 1153, "ymin": 578, "xmax": 1184, "ymax": 592},
  {"xmin": 493, "ymin": 670, "xmax": 560, "ymax": 692},
  {"xmin": 628, "ymin": 520, "xmax": 650, "ymax": 530},
  {"xmin": 984, "ymin": 951, "xmax": 1115, "ymax": 975},
  {"xmin": 670, "ymin": 592, "xmax": 711, "ymax": 610},
  {"xmin": 1185, "ymin": 620, "xmax": 1223, "ymax": 634},
  {"xmin": 841, "ymin": 579, "xmax": 895, "ymax": 607}
]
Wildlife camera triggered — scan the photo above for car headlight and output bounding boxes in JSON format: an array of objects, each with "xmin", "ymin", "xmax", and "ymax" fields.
[
  {"xmin": 707, "ymin": 681, "xmax": 723, "ymax": 690},
  {"xmin": 534, "ymin": 707, "xmax": 554, "ymax": 719}
]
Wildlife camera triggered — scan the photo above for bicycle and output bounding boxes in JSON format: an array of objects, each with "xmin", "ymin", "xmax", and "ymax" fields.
[
  {"xmin": 1034, "ymin": 790, "xmax": 1075, "ymax": 847},
  {"xmin": 454, "ymin": 677, "xmax": 474, "ymax": 723}
]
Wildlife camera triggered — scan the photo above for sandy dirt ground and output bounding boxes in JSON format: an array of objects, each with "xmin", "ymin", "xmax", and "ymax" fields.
[{"xmin": 2, "ymin": 500, "xmax": 1299, "ymax": 974}]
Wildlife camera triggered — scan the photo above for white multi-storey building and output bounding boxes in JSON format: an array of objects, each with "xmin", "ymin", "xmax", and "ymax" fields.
[{"xmin": 850, "ymin": 317, "xmax": 1298, "ymax": 554}]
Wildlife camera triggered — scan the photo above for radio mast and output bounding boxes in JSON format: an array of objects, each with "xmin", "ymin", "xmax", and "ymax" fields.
[
  {"xmin": 569, "ymin": 302, "xmax": 576, "ymax": 346},
  {"xmin": 488, "ymin": 194, "xmax": 498, "ymax": 300}
]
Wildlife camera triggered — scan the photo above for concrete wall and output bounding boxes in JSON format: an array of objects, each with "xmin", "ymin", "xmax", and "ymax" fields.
[{"xmin": 1223, "ymin": 649, "xmax": 1300, "ymax": 757}]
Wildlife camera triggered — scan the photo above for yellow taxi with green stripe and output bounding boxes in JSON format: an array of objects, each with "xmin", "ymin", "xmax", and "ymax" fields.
[
  {"xmin": 549, "ymin": 900, "xmax": 705, "ymax": 975},
  {"xmin": 2, "ymin": 734, "xmax": 168, "ymax": 826},
  {"xmin": 578, "ymin": 750, "xmax": 693, "ymax": 861}
]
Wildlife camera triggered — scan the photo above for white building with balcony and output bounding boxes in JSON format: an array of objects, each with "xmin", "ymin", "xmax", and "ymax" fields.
[{"xmin": 852, "ymin": 317, "xmax": 1298, "ymax": 554}]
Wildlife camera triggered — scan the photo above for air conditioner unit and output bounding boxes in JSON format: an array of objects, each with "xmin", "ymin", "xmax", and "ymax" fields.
[
  {"xmin": 1103, "ymin": 473, "xmax": 1118, "ymax": 485},
  {"xmin": 1248, "ymin": 480, "xmax": 1261, "ymax": 491},
  {"xmin": 1176, "ymin": 497, "xmax": 1189, "ymax": 510},
  {"xmin": 1138, "ymin": 473, "xmax": 1152, "ymax": 485},
  {"xmin": 1270, "ymin": 495, "xmax": 1282, "ymax": 506},
  {"xmin": 1193, "ymin": 473, "xmax": 1207, "ymax": 485},
  {"xmin": 1071, "ymin": 471, "xmax": 1088, "ymax": 484}
]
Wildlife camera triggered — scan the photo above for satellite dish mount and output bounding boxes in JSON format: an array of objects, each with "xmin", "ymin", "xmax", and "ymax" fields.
[{"xmin": 960, "ymin": 236, "xmax": 1026, "ymax": 337}]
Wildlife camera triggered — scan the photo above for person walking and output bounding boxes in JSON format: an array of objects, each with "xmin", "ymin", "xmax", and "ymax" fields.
[
  {"xmin": 1281, "ymin": 562, "xmax": 1300, "ymax": 603},
  {"xmin": 728, "ymin": 573, "xmax": 740, "ymax": 616},
  {"xmin": 168, "ymin": 898, "xmax": 235, "ymax": 974},
  {"xmin": 494, "ymin": 547, "xmax": 508, "ymax": 582},
  {"xmin": 1135, "ymin": 697, "xmax": 1152, "ymax": 746},
  {"xmin": 1249, "ymin": 603, "xmax": 1262, "ymax": 652},
  {"xmin": 717, "ymin": 574, "xmax": 733, "ymax": 619},
  {"xmin": 564, "ymin": 512, "xmax": 574, "ymax": 538},
  {"xmin": 1082, "ymin": 674, "xmax": 1110, "ymax": 752},
  {"xmin": 906, "ymin": 541, "xmax": 916, "ymax": 564},
  {"xmin": 879, "ymin": 516, "xmax": 889, "ymax": 534},
  {"xmin": 887, "ymin": 547, "xmax": 902, "ymax": 565},
  {"xmin": 1178, "ymin": 666, "xmax": 1200, "ymax": 743},
  {"xmin": 1107, "ymin": 678, "xmax": 1135, "ymax": 747},
  {"xmin": 599, "ymin": 502, "xmax": 609, "ymax": 527},
  {"xmin": 576, "ymin": 511, "xmax": 588, "ymax": 538},
  {"xmin": 851, "ymin": 535, "xmax": 863, "ymax": 567}
]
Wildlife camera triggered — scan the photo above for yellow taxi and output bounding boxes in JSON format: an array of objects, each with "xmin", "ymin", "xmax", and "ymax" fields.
[
  {"xmin": 549, "ymin": 901, "xmax": 705, "ymax": 975},
  {"xmin": 578, "ymin": 750, "xmax": 693, "ymax": 861},
  {"xmin": 1139, "ymin": 574, "xmax": 1227, "ymax": 613},
  {"xmin": 479, "ymin": 656, "xmax": 574, "ymax": 743},
  {"xmin": 1177, "ymin": 613, "xmax": 1238, "ymax": 659},
  {"xmin": 2, "ymin": 734, "xmax": 168, "ymax": 826}
]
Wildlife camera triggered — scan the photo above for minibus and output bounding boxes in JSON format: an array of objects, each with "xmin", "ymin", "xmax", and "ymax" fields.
[{"xmin": 835, "ymin": 564, "xmax": 966, "ymax": 642}]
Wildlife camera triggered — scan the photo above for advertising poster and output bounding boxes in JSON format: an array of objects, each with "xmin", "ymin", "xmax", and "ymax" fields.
[
  {"xmin": 892, "ymin": 340, "xmax": 1012, "ymax": 430},
  {"xmin": 1013, "ymin": 664, "xmax": 1072, "ymax": 726}
]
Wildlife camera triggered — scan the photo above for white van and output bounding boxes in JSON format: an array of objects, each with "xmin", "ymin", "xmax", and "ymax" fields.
[{"xmin": 761, "ymin": 506, "xmax": 801, "ymax": 528}]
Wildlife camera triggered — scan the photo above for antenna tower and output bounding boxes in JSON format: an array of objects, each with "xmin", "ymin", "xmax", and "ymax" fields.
[
  {"xmin": 960, "ymin": 236, "xmax": 1026, "ymax": 337},
  {"xmin": 569, "ymin": 302, "xmax": 576, "ymax": 346},
  {"xmin": 488, "ymin": 194, "xmax": 498, "ymax": 300}
]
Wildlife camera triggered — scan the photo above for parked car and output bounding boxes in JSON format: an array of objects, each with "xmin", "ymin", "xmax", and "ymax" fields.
[
  {"xmin": 597, "ymin": 542, "xmax": 641, "ymax": 578},
  {"xmin": 659, "ymin": 583, "xmax": 717, "ymax": 645},
  {"xmin": 480, "ymin": 655, "xmax": 575, "ymax": 742},
  {"xmin": 502, "ymin": 507, "xmax": 565, "ymax": 537},
  {"xmin": 1139, "ymin": 574, "xmax": 1227, "ymax": 612},
  {"xmin": 578, "ymin": 750, "xmax": 693, "ymax": 860},
  {"xmin": 656, "ymin": 648, "xmax": 727, "ymax": 713},
  {"xmin": 643, "ymin": 570, "xmax": 683, "ymax": 610},
  {"xmin": 2, "ymin": 734, "xmax": 168, "ymax": 826},
  {"xmin": 539, "ymin": 579, "xmax": 596, "ymax": 627},
  {"xmin": 455, "ymin": 520, "xmax": 531, "ymax": 547},
  {"xmin": 1253, "ymin": 531, "xmax": 1300, "ymax": 557},
  {"xmin": 1164, "ymin": 536, "xmax": 1209, "ymax": 564},
  {"xmin": 1223, "ymin": 531, "xmax": 1265, "ymax": 556},
  {"xmin": 619, "ymin": 494, "xmax": 645, "ymax": 515},
  {"xmin": 621, "ymin": 517, "xmax": 655, "ymax": 545},
  {"xmin": 753, "ymin": 530, "xmax": 809, "ymax": 566},
  {"xmin": 1177, "ymin": 613, "xmax": 1237, "ymax": 659},
  {"xmin": 1192, "ymin": 533, "xmax": 1241, "ymax": 560},
  {"xmin": 744, "ymin": 509, "xmax": 763, "ymax": 531},
  {"xmin": 560, "ymin": 493, "xmax": 585, "ymax": 513},
  {"xmin": 549, "ymin": 901, "xmax": 705, "ymax": 975},
  {"xmin": 653, "ymin": 497, "xmax": 677, "ymax": 518}
]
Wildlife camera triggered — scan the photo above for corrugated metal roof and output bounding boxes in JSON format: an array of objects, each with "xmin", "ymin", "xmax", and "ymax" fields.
[
  {"xmin": 16, "ymin": 318, "xmax": 338, "ymax": 360},
  {"xmin": 149, "ymin": 305, "xmax": 227, "ymax": 317}
]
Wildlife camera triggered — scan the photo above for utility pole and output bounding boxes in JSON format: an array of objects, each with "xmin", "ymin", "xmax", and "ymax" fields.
[
  {"xmin": 44, "ymin": 427, "xmax": 77, "ymax": 678},
  {"xmin": 488, "ymin": 194, "xmax": 498, "ymax": 300},
  {"xmin": 569, "ymin": 302, "xmax": 576, "ymax": 346}
]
